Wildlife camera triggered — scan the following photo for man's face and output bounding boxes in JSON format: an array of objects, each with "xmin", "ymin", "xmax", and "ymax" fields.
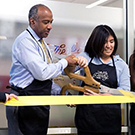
[{"xmin": 31, "ymin": 6, "xmax": 53, "ymax": 38}]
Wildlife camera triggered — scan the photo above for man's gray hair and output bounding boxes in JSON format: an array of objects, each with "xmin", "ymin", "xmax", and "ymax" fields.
[{"xmin": 28, "ymin": 4, "xmax": 50, "ymax": 24}]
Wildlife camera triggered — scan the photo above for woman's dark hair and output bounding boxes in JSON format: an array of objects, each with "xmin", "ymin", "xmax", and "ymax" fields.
[
  {"xmin": 132, "ymin": 50, "xmax": 135, "ymax": 69},
  {"xmin": 84, "ymin": 25, "xmax": 118, "ymax": 58}
]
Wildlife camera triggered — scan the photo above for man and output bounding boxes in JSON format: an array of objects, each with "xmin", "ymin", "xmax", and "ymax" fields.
[{"xmin": 6, "ymin": 4, "xmax": 86, "ymax": 135}]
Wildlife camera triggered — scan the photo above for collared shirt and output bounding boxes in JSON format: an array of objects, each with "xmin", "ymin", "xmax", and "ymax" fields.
[
  {"xmin": 10, "ymin": 26, "xmax": 68, "ymax": 93},
  {"xmin": 76, "ymin": 52, "xmax": 130, "ymax": 91}
]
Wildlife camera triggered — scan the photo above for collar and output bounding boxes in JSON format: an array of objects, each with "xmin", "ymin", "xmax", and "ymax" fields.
[{"xmin": 27, "ymin": 26, "xmax": 40, "ymax": 41}]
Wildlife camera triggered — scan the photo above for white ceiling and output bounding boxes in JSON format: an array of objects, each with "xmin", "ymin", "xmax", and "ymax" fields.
[
  {"xmin": 0, "ymin": 0, "xmax": 124, "ymax": 39},
  {"xmin": 49, "ymin": 0, "xmax": 123, "ymax": 8}
]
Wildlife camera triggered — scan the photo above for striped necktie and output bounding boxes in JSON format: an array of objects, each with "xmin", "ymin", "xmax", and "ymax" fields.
[{"xmin": 40, "ymin": 39, "xmax": 51, "ymax": 63}]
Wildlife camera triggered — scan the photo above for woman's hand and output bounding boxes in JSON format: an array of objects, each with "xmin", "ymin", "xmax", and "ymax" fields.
[
  {"xmin": 66, "ymin": 92, "xmax": 76, "ymax": 107},
  {"xmin": 5, "ymin": 93, "xmax": 18, "ymax": 102},
  {"xmin": 67, "ymin": 104, "xmax": 76, "ymax": 107},
  {"xmin": 84, "ymin": 89, "xmax": 112, "ymax": 96},
  {"xmin": 84, "ymin": 89, "xmax": 99, "ymax": 95},
  {"xmin": 76, "ymin": 56, "xmax": 88, "ymax": 68}
]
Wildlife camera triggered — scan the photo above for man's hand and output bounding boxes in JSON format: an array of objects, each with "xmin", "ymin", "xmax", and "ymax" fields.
[
  {"xmin": 65, "ymin": 55, "xmax": 88, "ymax": 67},
  {"xmin": 65, "ymin": 55, "xmax": 88, "ymax": 73},
  {"xmin": 65, "ymin": 55, "xmax": 77, "ymax": 66}
]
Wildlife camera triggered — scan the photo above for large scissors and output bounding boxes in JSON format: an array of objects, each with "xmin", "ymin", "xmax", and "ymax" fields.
[{"xmin": 60, "ymin": 65, "xmax": 124, "ymax": 96}]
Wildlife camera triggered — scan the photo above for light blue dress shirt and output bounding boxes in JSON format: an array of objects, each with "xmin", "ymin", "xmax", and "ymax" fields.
[
  {"xmin": 10, "ymin": 26, "xmax": 68, "ymax": 94},
  {"xmin": 76, "ymin": 52, "xmax": 130, "ymax": 91}
]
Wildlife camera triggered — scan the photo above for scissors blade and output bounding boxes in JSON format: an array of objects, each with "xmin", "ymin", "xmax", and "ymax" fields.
[{"xmin": 99, "ymin": 85, "xmax": 123, "ymax": 95}]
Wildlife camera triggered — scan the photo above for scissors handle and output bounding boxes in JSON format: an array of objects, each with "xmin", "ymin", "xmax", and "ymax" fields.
[{"xmin": 64, "ymin": 66, "xmax": 100, "ymax": 89}]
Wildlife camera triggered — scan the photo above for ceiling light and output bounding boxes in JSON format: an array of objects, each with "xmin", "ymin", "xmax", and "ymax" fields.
[
  {"xmin": 0, "ymin": 36, "xmax": 7, "ymax": 40},
  {"xmin": 86, "ymin": 0, "xmax": 108, "ymax": 9}
]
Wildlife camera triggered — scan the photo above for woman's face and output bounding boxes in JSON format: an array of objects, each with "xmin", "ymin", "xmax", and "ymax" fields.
[{"xmin": 102, "ymin": 35, "xmax": 115, "ymax": 58}]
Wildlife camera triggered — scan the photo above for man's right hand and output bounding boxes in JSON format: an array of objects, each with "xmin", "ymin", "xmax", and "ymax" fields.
[{"xmin": 65, "ymin": 55, "xmax": 77, "ymax": 66}]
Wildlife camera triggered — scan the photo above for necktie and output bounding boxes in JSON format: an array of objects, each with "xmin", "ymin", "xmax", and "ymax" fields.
[{"xmin": 40, "ymin": 39, "xmax": 51, "ymax": 63}]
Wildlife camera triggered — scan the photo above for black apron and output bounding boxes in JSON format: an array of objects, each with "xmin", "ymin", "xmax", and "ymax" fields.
[
  {"xmin": 75, "ymin": 57, "xmax": 121, "ymax": 135},
  {"xmin": 14, "ymin": 79, "xmax": 52, "ymax": 135}
]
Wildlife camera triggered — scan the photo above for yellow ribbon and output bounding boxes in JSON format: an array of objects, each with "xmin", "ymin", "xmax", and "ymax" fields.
[{"xmin": 3, "ymin": 94, "xmax": 135, "ymax": 106}]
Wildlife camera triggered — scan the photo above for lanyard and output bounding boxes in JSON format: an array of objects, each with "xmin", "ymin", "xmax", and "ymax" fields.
[{"xmin": 26, "ymin": 29, "xmax": 46, "ymax": 61}]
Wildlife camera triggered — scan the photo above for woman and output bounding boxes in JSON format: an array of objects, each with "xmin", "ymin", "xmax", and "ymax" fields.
[
  {"xmin": 129, "ymin": 50, "xmax": 135, "ymax": 135},
  {"xmin": 0, "ymin": 92, "xmax": 18, "ymax": 103},
  {"xmin": 75, "ymin": 25, "xmax": 130, "ymax": 135}
]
